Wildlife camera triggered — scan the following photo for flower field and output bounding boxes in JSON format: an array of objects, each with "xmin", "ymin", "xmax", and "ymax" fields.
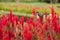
[{"xmin": 0, "ymin": 6, "xmax": 60, "ymax": 40}]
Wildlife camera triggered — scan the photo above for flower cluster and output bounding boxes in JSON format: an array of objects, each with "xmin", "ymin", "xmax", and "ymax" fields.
[{"xmin": 0, "ymin": 6, "xmax": 60, "ymax": 40}]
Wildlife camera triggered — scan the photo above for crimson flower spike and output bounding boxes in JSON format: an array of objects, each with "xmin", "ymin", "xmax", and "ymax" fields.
[
  {"xmin": 8, "ymin": 9, "xmax": 12, "ymax": 22},
  {"xmin": 26, "ymin": 16, "xmax": 29, "ymax": 23},
  {"xmin": 47, "ymin": 33, "xmax": 51, "ymax": 40},
  {"xmin": 20, "ymin": 16, "xmax": 24, "ymax": 27},
  {"xmin": 40, "ymin": 29, "xmax": 44, "ymax": 40},
  {"xmin": 51, "ymin": 6, "xmax": 55, "ymax": 17},
  {"xmin": 32, "ymin": 8, "xmax": 36, "ymax": 16},
  {"xmin": 0, "ymin": 26, "xmax": 4, "ymax": 40},
  {"xmin": 23, "ymin": 28, "xmax": 32, "ymax": 40},
  {"xmin": 9, "ymin": 9, "xmax": 12, "ymax": 18}
]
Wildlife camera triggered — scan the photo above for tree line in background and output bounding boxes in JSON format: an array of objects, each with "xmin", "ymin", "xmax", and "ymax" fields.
[{"xmin": 0, "ymin": 0, "xmax": 60, "ymax": 3}]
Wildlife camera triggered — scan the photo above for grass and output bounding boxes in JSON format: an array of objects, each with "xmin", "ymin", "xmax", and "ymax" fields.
[
  {"xmin": 0, "ymin": 11, "xmax": 33, "ymax": 17},
  {"xmin": 0, "ymin": 2, "xmax": 60, "ymax": 16}
]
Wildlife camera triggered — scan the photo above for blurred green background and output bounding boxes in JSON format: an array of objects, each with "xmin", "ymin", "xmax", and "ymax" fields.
[
  {"xmin": 0, "ymin": 0, "xmax": 60, "ymax": 17},
  {"xmin": 0, "ymin": 0, "xmax": 60, "ymax": 3}
]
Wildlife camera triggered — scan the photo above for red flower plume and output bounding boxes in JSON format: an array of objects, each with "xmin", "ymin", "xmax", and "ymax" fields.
[
  {"xmin": 51, "ymin": 6, "xmax": 55, "ymax": 17},
  {"xmin": 26, "ymin": 16, "xmax": 29, "ymax": 23},
  {"xmin": 8, "ymin": 9, "xmax": 12, "ymax": 21},
  {"xmin": 20, "ymin": 16, "xmax": 24, "ymax": 27},
  {"xmin": 12, "ymin": 15, "xmax": 18, "ymax": 27},
  {"xmin": 0, "ymin": 27, "xmax": 3, "ymax": 40},
  {"xmin": 32, "ymin": 8, "xmax": 36, "ymax": 16},
  {"xmin": 24, "ymin": 28, "xmax": 32, "ymax": 40},
  {"xmin": 1, "ymin": 15, "xmax": 7, "ymax": 26},
  {"xmin": 40, "ymin": 29, "xmax": 44, "ymax": 40},
  {"xmin": 47, "ymin": 32, "xmax": 51, "ymax": 40}
]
